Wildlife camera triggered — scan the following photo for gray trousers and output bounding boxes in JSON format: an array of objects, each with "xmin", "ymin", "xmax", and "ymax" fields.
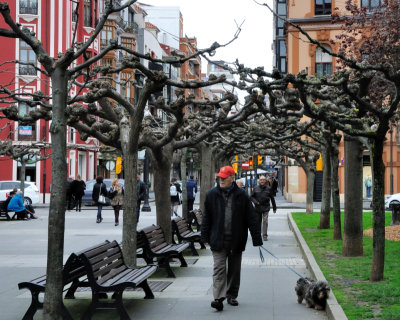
[
  {"xmin": 211, "ymin": 239, "xmax": 242, "ymax": 300},
  {"xmin": 257, "ymin": 211, "xmax": 270, "ymax": 237}
]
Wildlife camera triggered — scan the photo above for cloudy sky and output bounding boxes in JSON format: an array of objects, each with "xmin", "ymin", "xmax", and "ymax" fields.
[{"xmin": 139, "ymin": 0, "xmax": 274, "ymax": 73}]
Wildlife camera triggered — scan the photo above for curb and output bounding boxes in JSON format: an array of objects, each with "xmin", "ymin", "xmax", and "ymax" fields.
[{"xmin": 288, "ymin": 213, "xmax": 348, "ymax": 320}]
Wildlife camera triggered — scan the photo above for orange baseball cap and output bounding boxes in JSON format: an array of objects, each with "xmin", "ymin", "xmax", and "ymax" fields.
[{"xmin": 216, "ymin": 166, "xmax": 235, "ymax": 178}]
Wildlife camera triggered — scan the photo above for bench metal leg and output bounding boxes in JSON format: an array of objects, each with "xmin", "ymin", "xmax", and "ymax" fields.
[
  {"xmin": 200, "ymin": 241, "xmax": 206, "ymax": 249},
  {"xmin": 189, "ymin": 242, "xmax": 199, "ymax": 256},
  {"xmin": 177, "ymin": 253, "xmax": 188, "ymax": 267},
  {"xmin": 22, "ymin": 290, "xmax": 42, "ymax": 320},
  {"xmin": 159, "ymin": 258, "xmax": 175, "ymax": 278},
  {"xmin": 114, "ymin": 291, "xmax": 131, "ymax": 320},
  {"xmin": 138, "ymin": 279, "xmax": 155, "ymax": 299}
]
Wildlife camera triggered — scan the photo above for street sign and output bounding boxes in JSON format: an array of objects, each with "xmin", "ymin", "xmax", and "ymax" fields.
[
  {"xmin": 241, "ymin": 163, "xmax": 249, "ymax": 169},
  {"xmin": 106, "ymin": 161, "xmax": 115, "ymax": 171}
]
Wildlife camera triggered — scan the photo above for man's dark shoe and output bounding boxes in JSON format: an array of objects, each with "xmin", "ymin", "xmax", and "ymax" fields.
[
  {"xmin": 211, "ymin": 299, "xmax": 224, "ymax": 311},
  {"xmin": 227, "ymin": 297, "xmax": 239, "ymax": 306}
]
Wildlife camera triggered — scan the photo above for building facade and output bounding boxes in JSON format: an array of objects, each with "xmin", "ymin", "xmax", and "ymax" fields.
[
  {"xmin": 274, "ymin": 0, "xmax": 397, "ymax": 202},
  {"xmin": 0, "ymin": 0, "xmax": 100, "ymax": 202}
]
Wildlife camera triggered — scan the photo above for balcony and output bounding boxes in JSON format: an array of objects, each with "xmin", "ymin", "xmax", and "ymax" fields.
[
  {"xmin": 19, "ymin": 65, "xmax": 36, "ymax": 76},
  {"xmin": 20, "ymin": 4, "xmax": 38, "ymax": 15}
]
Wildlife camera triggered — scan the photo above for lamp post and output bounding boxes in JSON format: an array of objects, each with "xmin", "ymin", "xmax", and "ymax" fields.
[{"xmin": 141, "ymin": 150, "xmax": 151, "ymax": 212}]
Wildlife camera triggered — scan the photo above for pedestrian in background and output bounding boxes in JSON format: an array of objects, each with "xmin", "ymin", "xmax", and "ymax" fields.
[
  {"xmin": 136, "ymin": 174, "xmax": 146, "ymax": 222},
  {"xmin": 236, "ymin": 179, "xmax": 245, "ymax": 190},
  {"xmin": 71, "ymin": 174, "xmax": 86, "ymax": 212},
  {"xmin": 8, "ymin": 190, "xmax": 38, "ymax": 220},
  {"xmin": 201, "ymin": 166, "xmax": 262, "ymax": 311},
  {"xmin": 267, "ymin": 175, "xmax": 278, "ymax": 197},
  {"xmin": 170, "ymin": 177, "xmax": 182, "ymax": 217},
  {"xmin": 109, "ymin": 178, "xmax": 124, "ymax": 226},
  {"xmin": 92, "ymin": 176, "xmax": 107, "ymax": 223},
  {"xmin": 250, "ymin": 175, "xmax": 277, "ymax": 241},
  {"xmin": 186, "ymin": 175, "xmax": 198, "ymax": 212}
]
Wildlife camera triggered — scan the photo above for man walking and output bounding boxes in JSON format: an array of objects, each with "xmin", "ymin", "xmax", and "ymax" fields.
[
  {"xmin": 186, "ymin": 175, "xmax": 198, "ymax": 212},
  {"xmin": 137, "ymin": 174, "xmax": 146, "ymax": 222},
  {"xmin": 201, "ymin": 166, "xmax": 262, "ymax": 311},
  {"xmin": 250, "ymin": 175, "xmax": 277, "ymax": 241}
]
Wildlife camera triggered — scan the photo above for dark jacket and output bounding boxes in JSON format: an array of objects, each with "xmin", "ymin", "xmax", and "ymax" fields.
[
  {"xmin": 92, "ymin": 182, "xmax": 107, "ymax": 203},
  {"xmin": 250, "ymin": 184, "xmax": 277, "ymax": 213},
  {"xmin": 201, "ymin": 183, "xmax": 262, "ymax": 253},
  {"xmin": 71, "ymin": 180, "xmax": 86, "ymax": 197},
  {"xmin": 137, "ymin": 179, "xmax": 146, "ymax": 201},
  {"xmin": 269, "ymin": 178, "xmax": 278, "ymax": 197},
  {"xmin": 186, "ymin": 179, "xmax": 198, "ymax": 200}
]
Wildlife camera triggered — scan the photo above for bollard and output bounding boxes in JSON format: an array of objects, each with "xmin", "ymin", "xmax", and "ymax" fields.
[{"xmin": 389, "ymin": 201, "xmax": 400, "ymax": 226}]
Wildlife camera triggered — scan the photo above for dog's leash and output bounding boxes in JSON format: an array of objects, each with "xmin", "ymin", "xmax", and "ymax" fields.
[{"xmin": 259, "ymin": 245, "xmax": 306, "ymax": 279}]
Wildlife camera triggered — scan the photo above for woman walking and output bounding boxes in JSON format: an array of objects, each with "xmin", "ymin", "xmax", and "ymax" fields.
[
  {"xmin": 71, "ymin": 174, "xmax": 86, "ymax": 212},
  {"xmin": 109, "ymin": 178, "xmax": 124, "ymax": 226},
  {"xmin": 92, "ymin": 176, "xmax": 107, "ymax": 223}
]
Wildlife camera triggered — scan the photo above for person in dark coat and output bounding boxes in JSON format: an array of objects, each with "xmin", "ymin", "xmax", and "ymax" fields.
[
  {"xmin": 268, "ymin": 175, "xmax": 278, "ymax": 197},
  {"xmin": 92, "ymin": 176, "xmax": 107, "ymax": 223},
  {"xmin": 71, "ymin": 174, "xmax": 86, "ymax": 212},
  {"xmin": 250, "ymin": 175, "xmax": 277, "ymax": 241},
  {"xmin": 186, "ymin": 175, "xmax": 198, "ymax": 212},
  {"xmin": 136, "ymin": 174, "xmax": 146, "ymax": 222},
  {"xmin": 201, "ymin": 166, "xmax": 262, "ymax": 311}
]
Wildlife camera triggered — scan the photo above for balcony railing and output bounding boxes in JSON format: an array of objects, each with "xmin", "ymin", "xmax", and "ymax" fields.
[{"xmin": 19, "ymin": 65, "xmax": 36, "ymax": 76}]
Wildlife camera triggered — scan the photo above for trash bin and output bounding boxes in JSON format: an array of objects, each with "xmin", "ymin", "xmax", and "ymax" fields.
[{"xmin": 389, "ymin": 201, "xmax": 400, "ymax": 226}]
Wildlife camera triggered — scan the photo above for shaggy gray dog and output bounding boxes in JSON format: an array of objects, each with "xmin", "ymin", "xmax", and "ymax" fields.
[{"xmin": 295, "ymin": 277, "xmax": 330, "ymax": 310}]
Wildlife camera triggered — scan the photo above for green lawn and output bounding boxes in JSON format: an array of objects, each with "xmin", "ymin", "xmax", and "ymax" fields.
[{"xmin": 292, "ymin": 211, "xmax": 400, "ymax": 320}]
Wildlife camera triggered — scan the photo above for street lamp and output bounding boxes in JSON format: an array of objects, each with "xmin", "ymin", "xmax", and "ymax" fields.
[
  {"xmin": 390, "ymin": 122, "xmax": 395, "ymax": 195},
  {"xmin": 141, "ymin": 150, "xmax": 151, "ymax": 212}
]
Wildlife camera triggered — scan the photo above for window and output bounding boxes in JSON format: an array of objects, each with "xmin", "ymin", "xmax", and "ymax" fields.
[
  {"xmin": 128, "ymin": 7, "xmax": 134, "ymax": 25},
  {"xmin": 315, "ymin": 45, "xmax": 332, "ymax": 76},
  {"xmin": 277, "ymin": 1, "xmax": 286, "ymax": 15},
  {"xmin": 20, "ymin": 0, "xmax": 38, "ymax": 15},
  {"xmin": 277, "ymin": 39, "xmax": 287, "ymax": 73},
  {"xmin": 121, "ymin": 37, "xmax": 135, "ymax": 56},
  {"xmin": 361, "ymin": 0, "xmax": 382, "ymax": 10},
  {"xmin": 315, "ymin": 0, "xmax": 331, "ymax": 15},
  {"xmin": 18, "ymin": 102, "xmax": 36, "ymax": 141},
  {"xmin": 72, "ymin": 2, "xmax": 78, "ymax": 22},
  {"xmin": 101, "ymin": 24, "xmax": 113, "ymax": 49},
  {"xmin": 19, "ymin": 40, "xmax": 36, "ymax": 75},
  {"xmin": 84, "ymin": 0, "xmax": 92, "ymax": 27}
]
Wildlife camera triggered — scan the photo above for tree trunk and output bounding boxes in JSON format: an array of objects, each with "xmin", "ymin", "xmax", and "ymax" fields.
[
  {"xmin": 43, "ymin": 68, "xmax": 68, "ymax": 320},
  {"xmin": 150, "ymin": 143, "xmax": 173, "ymax": 242},
  {"xmin": 330, "ymin": 141, "xmax": 342, "ymax": 240},
  {"xmin": 342, "ymin": 135, "xmax": 363, "ymax": 256},
  {"xmin": 305, "ymin": 164, "xmax": 315, "ymax": 214},
  {"xmin": 181, "ymin": 148, "xmax": 188, "ymax": 220},
  {"xmin": 319, "ymin": 147, "xmax": 331, "ymax": 228},
  {"xmin": 199, "ymin": 143, "xmax": 215, "ymax": 212},
  {"xmin": 120, "ymin": 116, "xmax": 138, "ymax": 267},
  {"xmin": 370, "ymin": 138, "xmax": 386, "ymax": 281}
]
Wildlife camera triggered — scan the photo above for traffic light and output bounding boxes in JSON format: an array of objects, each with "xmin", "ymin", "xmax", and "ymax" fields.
[
  {"xmin": 249, "ymin": 156, "xmax": 253, "ymax": 168},
  {"xmin": 257, "ymin": 155, "xmax": 263, "ymax": 165},
  {"xmin": 116, "ymin": 157, "xmax": 122, "ymax": 174},
  {"xmin": 232, "ymin": 162, "xmax": 238, "ymax": 173}
]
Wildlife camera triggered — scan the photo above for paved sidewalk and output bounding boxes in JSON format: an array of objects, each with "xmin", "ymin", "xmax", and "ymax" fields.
[{"xmin": 0, "ymin": 193, "xmax": 337, "ymax": 320}]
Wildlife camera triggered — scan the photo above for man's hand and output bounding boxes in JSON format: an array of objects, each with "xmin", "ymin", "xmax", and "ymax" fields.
[{"xmin": 273, "ymin": 210, "xmax": 277, "ymax": 214}]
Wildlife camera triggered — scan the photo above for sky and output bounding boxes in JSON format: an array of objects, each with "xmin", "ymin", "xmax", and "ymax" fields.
[{"xmin": 139, "ymin": 0, "xmax": 274, "ymax": 74}]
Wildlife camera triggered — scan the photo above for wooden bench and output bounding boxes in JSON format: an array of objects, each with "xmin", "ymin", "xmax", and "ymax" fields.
[
  {"xmin": 79, "ymin": 240, "xmax": 158, "ymax": 320},
  {"xmin": 138, "ymin": 224, "xmax": 190, "ymax": 278},
  {"xmin": 0, "ymin": 200, "xmax": 15, "ymax": 220},
  {"xmin": 188, "ymin": 209, "xmax": 202, "ymax": 231},
  {"xmin": 17, "ymin": 241, "xmax": 107, "ymax": 320},
  {"xmin": 172, "ymin": 217, "xmax": 206, "ymax": 256}
]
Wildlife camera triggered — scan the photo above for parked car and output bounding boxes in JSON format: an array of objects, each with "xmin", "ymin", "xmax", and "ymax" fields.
[
  {"xmin": 0, "ymin": 180, "xmax": 40, "ymax": 206},
  {"xmin": 81, "ymin": 179, "xmax": 125, "ymax": 206},
  {"xmin": 385, "ymin": 193, "xmax": 400, "ymax": 210}
]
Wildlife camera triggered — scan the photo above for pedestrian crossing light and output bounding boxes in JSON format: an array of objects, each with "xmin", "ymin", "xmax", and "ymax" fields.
[
  {"xmin": 116, "ymin": 157, "xmax": 122, "ymax": 174},
  {"xmin": 258, "ymin": 155, "xmax": 263, "ymax": 165}
]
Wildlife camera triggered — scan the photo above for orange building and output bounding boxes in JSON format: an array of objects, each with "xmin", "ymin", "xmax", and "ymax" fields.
[
  {"xmin": 274, "ymin": 0, "xmax": 397, "ymax": 202},
  {"xmin": 179, "ymin": 37, "xmax": 202, "ymax": 101}
]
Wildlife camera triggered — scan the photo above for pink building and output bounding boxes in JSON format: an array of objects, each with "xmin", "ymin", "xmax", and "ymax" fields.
[{"xmin": 0, "ymin": 0, "xmax": 100, "ymax": 202}]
